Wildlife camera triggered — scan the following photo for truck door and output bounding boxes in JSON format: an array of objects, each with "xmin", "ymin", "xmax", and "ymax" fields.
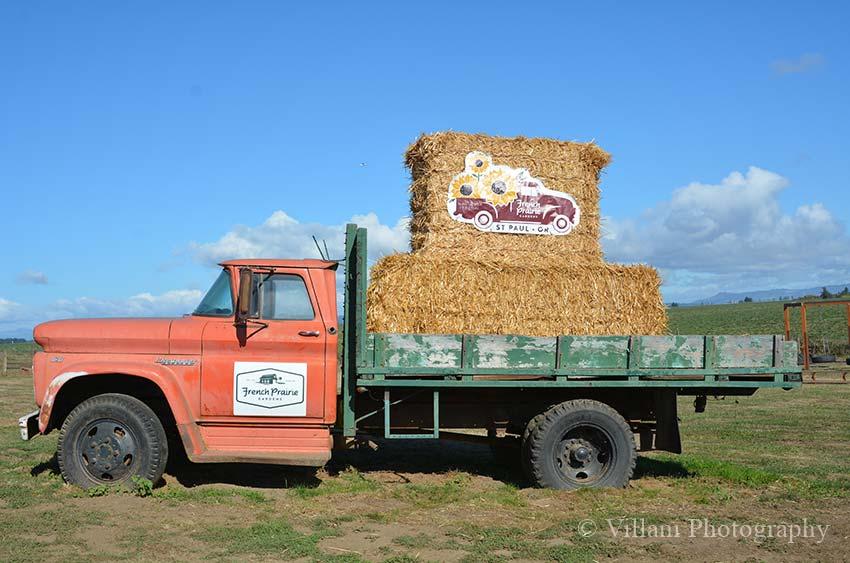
[{"xmin": 200, "ymin": 268, "xmax": 327, "ymax": 422}]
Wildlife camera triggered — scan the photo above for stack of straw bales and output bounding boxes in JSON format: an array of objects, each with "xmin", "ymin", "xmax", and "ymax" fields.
[{"xmin": 367, "ymin": 132, "xmax": 667, "ymax": 337}]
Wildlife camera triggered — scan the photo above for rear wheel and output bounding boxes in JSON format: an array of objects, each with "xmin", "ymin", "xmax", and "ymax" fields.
[
  {"xmin": 520, "ymin": 414, "xmax": 543, "ymax": 480},
  {"xmin": 551, "ymin": 214, "xmax": 573, "ymax": 234},
  {"xmin": 58, "ymin": 393, "xmax": 168, "ymax": 489},
  {"xmin": 524, "ymin": 400, "xmax": 635, "ymax": 489}
]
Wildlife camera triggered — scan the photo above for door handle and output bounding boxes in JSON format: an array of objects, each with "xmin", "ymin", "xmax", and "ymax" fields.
[{"xmin": 298, "ymin": 330, "xmax": 321, "ymax": 337}]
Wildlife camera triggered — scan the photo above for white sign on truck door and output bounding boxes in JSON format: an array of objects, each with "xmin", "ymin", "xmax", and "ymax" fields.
[{"xmin": 233, "ymin": 362, "xmax": 307, "ymax": 416}]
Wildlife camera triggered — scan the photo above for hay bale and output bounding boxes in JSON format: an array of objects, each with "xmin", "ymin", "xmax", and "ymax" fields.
[
  {"xmin": 407, "ymin": 131, "xmax": 611, "ymax": 264},
  {"xmin": 367, "ymin": 131, "xmax": 666, "ymax": 338},
  {"xmin": 367, "ymin": 253, "xmax": 667, "ymax": 337}
]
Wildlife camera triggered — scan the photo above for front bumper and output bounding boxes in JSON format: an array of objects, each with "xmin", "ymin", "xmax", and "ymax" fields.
[{"xmin": 18, "ymin": 410, "xmax": 39, "ymax": 441}]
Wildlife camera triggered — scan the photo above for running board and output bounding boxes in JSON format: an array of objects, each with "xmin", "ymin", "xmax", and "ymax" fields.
[{"xmin": 177, "ymin": 422, "xmax": 333, "ymax": 466}]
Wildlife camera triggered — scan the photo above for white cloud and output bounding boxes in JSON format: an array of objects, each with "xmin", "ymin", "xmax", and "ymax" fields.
[
  {"xmin": 0, "ymin": 290, "xmax": 203, "ymax": 338},
  {"xmin": 187, "ymin": 210, "xmax": 411, "ymax": 316},
  {"xmin": 1, "ymin": 211, "xmax": 409, "ymax": 337},
  {"xmin": 604, "ymin": 166, "xmax": 850, "ymax": 302},
  {"xmin": 771, "ymin": 53, "xmax": 824, "ymax": 75},
  {"xmin": 16, "ymin": 270, "xmax": 48, "ymax": 285},
  {"xmin": 49, "ymin": 290, "xmax": 203, "ymax": 318},
  {"xmin": 188, "ymin": 210, "xmax": 411, "ymax": 266},
  {"xmin": 0, "ymin": 298, "xmax": 23, "ymax": 321}
]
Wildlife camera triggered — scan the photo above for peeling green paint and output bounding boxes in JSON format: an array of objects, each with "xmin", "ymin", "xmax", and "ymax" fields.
[
  {"xmin": 367, "ymin": 333, "xmax": 800, "ymax": 374},
  {"xmin": 715, "ymin": 335, "xmax": 774, "ymax": 368},
  {"xmin": 562, "ymin": 336, "xmax": 630, "ymax": 368},
  {"xmin": 782, "ymin": 341, "xmax": 799, "ymax": 368},
  {"xmin": 473, "ymin": 335, "xmax": 556, "ymax": 369},
  {"xmin": 638, "ymin": 336, "xmax": 704, "ymax": 368},
  {"xmin": 382, "ymin": 334, "xmax": 462, "ymax": 368}
]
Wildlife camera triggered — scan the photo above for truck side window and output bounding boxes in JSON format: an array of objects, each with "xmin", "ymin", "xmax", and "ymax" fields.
[{"xmin": 251, "ymin": 274, "xmax": 315, "ymax": 321}]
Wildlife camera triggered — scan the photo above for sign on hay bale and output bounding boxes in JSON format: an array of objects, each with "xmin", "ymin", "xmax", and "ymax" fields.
[
  {"xmin": 447, "ymin": 150, "xmax": 582, "ymax": 236},
  {"xmin": 367, "ymin": 253, "xmax": 668, "ymax": 337},
  {"xmin": 407, "ymin": 132, "xmax": 610, "ymax": 264}
]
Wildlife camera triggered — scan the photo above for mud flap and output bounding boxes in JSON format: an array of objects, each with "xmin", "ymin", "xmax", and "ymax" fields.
[{"xmin": 653, "ymin": 391, "xmax": 682, "ymax": 454}]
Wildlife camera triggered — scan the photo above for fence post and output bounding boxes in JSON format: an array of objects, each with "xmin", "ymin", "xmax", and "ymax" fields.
[{"xmin": 1, "ymin": 351, "xmax": 7, "ymax": 376}]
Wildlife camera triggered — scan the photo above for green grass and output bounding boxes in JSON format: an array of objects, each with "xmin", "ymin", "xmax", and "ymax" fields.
[
  {"xmin": 196, "ymin": 518, "xmax": 351, "ymax": 560},
  {"xmin": 153, "ymin": 484, "xmax": 270, "ymax": 504},
  {"xmin": 668, "ymin": 300, "xmax": 849, "ymax": 355},
  {"xmin": 675, "ymin": 390, "xmax": 850, "ymax": 483},
  {"xmin": 291, "ymin": 467, "xmax": 381, "ymax": 499},
  {"xmin": 391, "ymin": 473, "xmax": 471, "ymax": 508},
  {"xmin": 1, "ymin": 359, "xmax": 849, "ymax": 561},
  {"xmin": 443, "ymin": 523, "xmax": 622, "ymax": 563},
  {"xmin": 393, "ymin": 524, "xmax": 619, "ymax": 563}
]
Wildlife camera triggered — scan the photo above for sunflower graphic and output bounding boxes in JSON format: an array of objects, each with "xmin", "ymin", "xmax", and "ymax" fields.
[
  {"xmin": 449, "ymin": 173, "xmax": 481, "ymax": 199},
  {"xmin": 480, "ymin": 166, "xmax": 518, "ymax": 206},
  {"xmin": 464, "ymin": 151, "xmax": 492, "ymax": 175}
]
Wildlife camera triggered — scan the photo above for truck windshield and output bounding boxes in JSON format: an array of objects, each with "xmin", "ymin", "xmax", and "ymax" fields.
[{"xmin": 193, "ymin": 270, "xmax": 234, "ymax": 317}]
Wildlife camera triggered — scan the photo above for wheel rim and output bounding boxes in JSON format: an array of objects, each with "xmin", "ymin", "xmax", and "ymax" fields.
[
  {"xmin": 474, "ymin": 211, "xmax": 493, "ymax": 229},
  {"xmin": 553, "ymin": 215, "xmax": 571, "ymax": 233},
  {"xmin": 76, "ymin": 418, "xmax": 139, "ymax": 483},
  {"xmin": 555, "ymin": 425, "xmax": 614, "ymax": 485}
]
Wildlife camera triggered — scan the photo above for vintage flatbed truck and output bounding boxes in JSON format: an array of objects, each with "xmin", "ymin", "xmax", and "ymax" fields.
[{"xmin": 19, "ymin": 224, "xmax": 802, "ymax": 490}]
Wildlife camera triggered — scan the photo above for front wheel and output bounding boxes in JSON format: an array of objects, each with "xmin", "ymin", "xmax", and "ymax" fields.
[
  {"xmin": 58, "ymin": 393, "xmax": 168, "ymax": 489},
  {"xmin": 473, "ymin": 209, "xmax": 495, "ymax": 231},
  {"xmin": 524, "ymin": 400, "xmax": 635, "ymax": 489}
]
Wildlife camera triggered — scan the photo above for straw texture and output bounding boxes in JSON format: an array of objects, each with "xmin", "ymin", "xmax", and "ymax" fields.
[
  {"xmin": 367, "ymin": 253, "xmax": 667, "ymax": 337},
  {"xmin": 407, "ymin": 131, "xmax": 611, "ymax": 263}
]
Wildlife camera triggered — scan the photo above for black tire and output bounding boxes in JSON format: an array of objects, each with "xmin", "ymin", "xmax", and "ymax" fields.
[
  {"xmin": 524, "ymin": 399, "xmax": 635, "ymax": 489},
  {"xmin": 811, "ymin": 354, "xmax": 836, "ymax": 364},
  {"xmin": 58, "ymin": 393, "xmax": 168, "ymax": 489},
  {"xmin": 521, "ymin": 412, "xmax": 545, "ymax": 481}
]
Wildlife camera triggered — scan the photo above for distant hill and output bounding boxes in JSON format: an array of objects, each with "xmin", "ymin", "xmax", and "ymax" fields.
[{"xmin": 683, "ymin": 284, "xmax": 850, "ymax": 306}]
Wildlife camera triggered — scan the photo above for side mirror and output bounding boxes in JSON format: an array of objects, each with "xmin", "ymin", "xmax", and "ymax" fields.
[{"xmin": 236, "ymin": 269, "xmax": 253, "ymax": 325}]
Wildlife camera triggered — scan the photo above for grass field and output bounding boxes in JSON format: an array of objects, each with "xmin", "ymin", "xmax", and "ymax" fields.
[
  {"xmin": 2, "ymin": 365, "xmax": 849, "ymax": 560},
  {"xmin": 668, "ymin": 300, "xmax": 850, "ymax": 356},
  {"xmin": 0, "ymin": 341, "xmax": 39, "ymax": 374},
  {"xmin": 2, "ymin": 304, "xmax": 849, "ymax": 561}
]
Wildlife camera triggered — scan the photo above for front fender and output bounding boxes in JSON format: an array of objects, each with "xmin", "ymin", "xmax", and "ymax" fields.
[{"xmin": 38, "ymin": 359, "xmax": 195, "ymax": 434}]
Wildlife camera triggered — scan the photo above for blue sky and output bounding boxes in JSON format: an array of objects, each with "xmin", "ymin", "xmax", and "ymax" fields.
[{"xmin": 1, "ymin": 1, "xmax": 849, "ymax": 337}]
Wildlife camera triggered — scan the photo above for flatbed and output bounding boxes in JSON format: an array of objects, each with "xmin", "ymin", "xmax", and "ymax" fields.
[{"xmin": 339, "ymin": 224, "xmax": 801, "ymax": 485}]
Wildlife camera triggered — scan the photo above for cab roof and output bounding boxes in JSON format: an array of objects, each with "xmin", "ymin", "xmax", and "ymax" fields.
[{"xmin": 220, "ymin": 259, "xmax": 339, "ymax": 270}]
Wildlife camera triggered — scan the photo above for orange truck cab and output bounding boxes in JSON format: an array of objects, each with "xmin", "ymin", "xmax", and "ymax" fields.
[{"xmin": 21, "ymin": 259, "xmax": 340, "ymax": 487}]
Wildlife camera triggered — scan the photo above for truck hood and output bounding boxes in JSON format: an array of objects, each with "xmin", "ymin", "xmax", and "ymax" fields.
[{"xmin": 33, "ymin": 318, "xmax": 174, "ymax": 354}]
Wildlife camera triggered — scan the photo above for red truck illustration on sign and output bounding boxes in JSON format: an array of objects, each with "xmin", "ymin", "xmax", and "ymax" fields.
[{"xmin": 447, "ymin": 151, "xmax": 581, "ymax": 235}]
